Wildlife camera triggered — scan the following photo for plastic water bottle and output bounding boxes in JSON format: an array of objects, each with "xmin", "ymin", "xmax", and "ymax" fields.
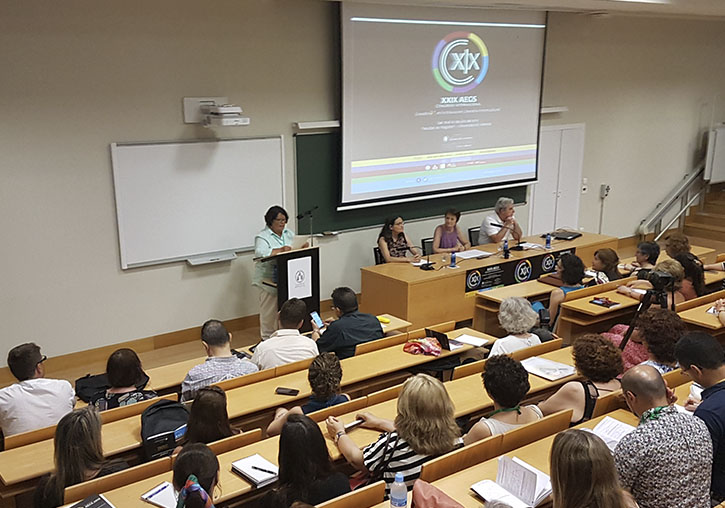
[
  {"xmin": 390, "ymin": 472, "xmax": 407, "ymax": 507},
  {"xmin": 503, "ymin": 239, "xmax": 510, "ymax": 259},
  {"xmin": 545, "ymin": 232, "xmax": 552, "ymax": 249},
  {"xmin": 450, "ymin": 251, "xmax": 456, "ymax": 268}
]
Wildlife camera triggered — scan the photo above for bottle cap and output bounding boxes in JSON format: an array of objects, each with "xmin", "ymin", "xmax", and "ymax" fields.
[{"xmin": 395, "ymin": 472, "xmax": 404, "ymax": 482}]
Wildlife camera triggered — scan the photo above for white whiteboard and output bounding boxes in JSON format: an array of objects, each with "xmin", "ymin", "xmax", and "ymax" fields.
[
  {"xmin": 111, "ymin": 137, "xmax": 284, "ymax": 269},
  {"xmin": 705, "ymin": 126, "xmax": 725, "ymax": 185}
]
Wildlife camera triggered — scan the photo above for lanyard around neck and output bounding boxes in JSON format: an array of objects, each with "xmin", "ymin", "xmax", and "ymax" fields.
[
  {"xmin": 639, "ymin": 405, "xmax": 668, "ymax": 425},
  {"xmin": 489, "ymin": 406, "xmax": 522, "ymax": 417}
]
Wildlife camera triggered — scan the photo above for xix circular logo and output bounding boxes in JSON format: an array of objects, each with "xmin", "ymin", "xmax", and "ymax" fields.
[
  {"xmin": 514, "ymin": 260, "xmax": 533, "ymax": 283},
  {"xmin": 541, "ymin": 254, "xmax": 556, "ymax": 273},
  {"xmin": 432, "ymin": 32, "xmax": 489, "ymax": 93},
  {"xmin": 466, "ymin": 270, "xmax": 482, "ymax": 291}
]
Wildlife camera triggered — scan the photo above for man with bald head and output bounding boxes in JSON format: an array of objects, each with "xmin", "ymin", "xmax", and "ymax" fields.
[{"xmin": 614, "ymin": 365, "xmax": 712, "ymax": 508}]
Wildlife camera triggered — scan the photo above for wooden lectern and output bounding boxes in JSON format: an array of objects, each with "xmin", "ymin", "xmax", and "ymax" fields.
[{"xmin": 259, "ymin": 246, "xmax": 320, "ymax": 332}]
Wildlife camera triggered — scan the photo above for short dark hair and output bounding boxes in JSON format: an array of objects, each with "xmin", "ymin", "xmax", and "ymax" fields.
[
  {"xmin": 665, "ymin": 232, "xmax": 690, "ymax": 257},
  {"xmin": 559, "ymin": 253, "xmax": 586, "ymax": 285},
  {"xmin": 674, "ymin": 252, "xmax": 706, "ymax": 297},
  {"xmin": 185, "ymin": 386, "xmax": 235, "ymax": 445},
  {"xmin": 573, "ymin": 334, "xmax": 623, "ymax": 383},
  {"xmin": 308, "ymin": 353, "xmax": 342, "ymax": 402},
  {"xmin": 173, "ymin": 443, "xmax": 219, "ymax": 497},
  {"xmin": 201, "ymin": 319, "xmax": 230, "ymax": 347},
  {"xmin": 675, "ymin": 332, "xmax": 725, "ymax": 370},
  {"xmin": 279, "ymin": 298, "xmax": 307, "ymax": 329},
  {"xmin": 637, "ymin": 308, "xmax": 685, "ymax": 365},
  {"xmin": 7, "ymin": 343, "xmax": 43, "ymax": 381},
  {"xmin": 264, "ymin": 205, "xmax": 289, "ymax": 227},
  {"xmin": 331, "ymin": 287, "xmax": 358, "ymax": 314},
  {"xmin": 106, "ymin": 348, "xmax": 146, "ymax": 388},
  {"xmin": 444, "ymin": 208, "xmax": 461, "ymax": 221},
  {"xmin": 637, "ymin": 241, "xmax": 660, "ymax": 264},
  {"xmin": 483, "ymin": 355, "xmax": 530, "ymax": 408}
]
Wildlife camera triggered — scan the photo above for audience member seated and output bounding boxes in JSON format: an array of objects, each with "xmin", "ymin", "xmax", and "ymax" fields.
[
  {"xmin": 550, "ymin": 429, "xmax": 638, "ymax": 508},
  {"xmin": 674, "ymin": 252, "xmax": 706, "ymax": 299},
  {"xmin": 615, "ymin": 365, "xmax": 712, "ymax": 508},
  {"xmin": 664, "ymin": 231, "xmax": 691, "ymax": 258},
  {"xmin": 34, "ymin": 407, "xmax": 128, "ymax": 508},
  {"xmin": 635, "ymin": 307, "xmax": 685, "ymax": 374},
  {"xmin": 173, "ymin": 443, "xmax": 219, "ymax": 508},
  {"xmin": 266, "ymin": 353, "xmax": 350, "ymax": 436},
  {"xmin": 432, "ymin": 208, "xmax": 471, "ymax": 253},
  {"xmin": 251, "ymin": 298, "xmax": 319, "ymax": 370},
  {"xmin": 90, "ymin": 348, "xmax": 156, "ymax": 410},
  {"xmin": 0, "ymin": 343, "xmax": 75, "ymax": 437},
  {"xmin": 261, "ymin": 414, "xmax": 350, "ymax": 507},
  {"xmin": 587, "ymin": 248, "xmax": 622, "ymax": 285},
  {"xmin": 463, "ymin": 355, "xmax": 542, "ymax": 445},
  {"xmin": 478, "ymin": 196, "xmax": 522, "ymax": 245},
  {"xmin": 326, "ymin": 374, "xmax": 462, "ymax": 497},
  {"xmin": 621, "ymin": 241, "xmax": 659, "ymax": 275},
  {"xmin": 311, "ymin": 287, "xmax": 384, "ymax": 360},
  {"xmin": 675, "ymin": 332, "xmax": 725, "ymax": 505},
  {"xmin": 181, "ymin": 319, "xmax": 258, "ymax": 401},
  {"xmin": 489, "ymin": 297, "xmax": 541, "ymax": 356},
  {"xmin": 532, "ymin": 253, "xmax": 586, "ymax": 324},
  {"xmin": 175, "ymin": 386, "xmax": 239, "ymax": 454},
  {"xmin": 704, "ymin": 260, "xmax": 725, "ymax": 272},
  {"xmin": 617, "ymin": 258, "xmax": 687, "ymax": 307},
  {"xmin": 377, "ymin": 216, "xmax": 421, "ymax": 263},
  {"xmin": 716, "ymin": 299, "xmax": 725, "ymax": 326},
  {"xmin": 539, "ymin": 334, "xmax": 622, "ymax": 424}
]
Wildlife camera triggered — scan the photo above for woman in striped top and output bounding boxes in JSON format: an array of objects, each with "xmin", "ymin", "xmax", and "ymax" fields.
[{"xmin": 326, "ymin": 374, "xmax": 462, "ymax": 497}]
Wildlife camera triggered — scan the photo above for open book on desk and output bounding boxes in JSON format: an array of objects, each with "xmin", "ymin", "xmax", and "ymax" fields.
[
  {"xmin": 520, "ymin": 356, "xmax": 576, "ymax": 381},
  {"xmin": 471, "ymin": 455, "xmax": 551, "ymax": 508},
  {"xmin": 231, "ymin": 453, "xmax": 279, "ymax": 488},
  {"xmin": 587, "ymin": 416, "xmax": 636, "ymax": 453}
]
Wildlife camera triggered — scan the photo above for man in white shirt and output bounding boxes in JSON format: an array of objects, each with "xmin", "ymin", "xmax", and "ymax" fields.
[
  {"xmin": 252, "ymin": 298, "xmax": 319, "ymax": 370},
  {"xmin": 0, "ymin": 343, "xmax": 75, "ymax": 436},
  {"xmin": 478, "ymin": 196, "xmax": 523, "ymax": 245}
]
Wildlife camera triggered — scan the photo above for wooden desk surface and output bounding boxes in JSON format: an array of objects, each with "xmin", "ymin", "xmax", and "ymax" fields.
[
  {"xmin": 362, "ymin": 233, "xmax": 617, "ymax": 285},
  {"xmin": 560, "ymin": 289, "xmax": 639, "ymax": 317},
  {"xmin": 0, "ymin": 328, "xmax": 486, "ymax": 487},
  {"xmin": 370, "ymin": 409, "xmax": 639, "ymax": 508},
  {"xmin": 476, "ymin": 280, "xmax": 555, "ymax": 305},
  {"xmin": 99, "ymin": 345, "xmax": 577, "ymax": 507},
  {"xmin": 679, "ymin": 302, "xmax": 724, "ymax": 330}
]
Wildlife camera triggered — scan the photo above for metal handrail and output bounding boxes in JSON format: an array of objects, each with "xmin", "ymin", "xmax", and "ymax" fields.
[
  {"xmin": 653, "ymin": 189, "xmax": 705, "ymax": 242},
  {"xmin": 637, "ymin": 160, "xmax": 705, "ymax": 237}
]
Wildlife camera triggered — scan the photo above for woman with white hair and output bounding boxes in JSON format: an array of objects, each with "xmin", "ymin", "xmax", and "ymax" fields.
[
  {"xmin": 478, "ymin": 196, "xmax": 522, "ymax": 245},
  {"xmin": 489, "ymin": 296, "xmax": 541, "ymax": 356}
]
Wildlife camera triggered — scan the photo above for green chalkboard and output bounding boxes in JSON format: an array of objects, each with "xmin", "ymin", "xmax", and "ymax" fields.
[{"xmin": 294, "ymin": 132, "xmax": 527, "ymax": 234}]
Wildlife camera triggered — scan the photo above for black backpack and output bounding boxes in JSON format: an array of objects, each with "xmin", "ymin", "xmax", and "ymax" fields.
[
  {"xmin": 75, "ymin": 372, "xmax": 150, "ymax": 403},
  {"xmin": 140, "ymin": 399, "xmax": 189, "ymax": 460}
]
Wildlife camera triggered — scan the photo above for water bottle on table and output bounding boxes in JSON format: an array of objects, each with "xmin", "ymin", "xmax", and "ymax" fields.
[
  {"xmin": 450, "ymin": 251, "xmax": 456, "ymax": 268},
  {"xmin": 390, "ymin": 472, "xmax": 408, "ymax": 507},
  {"xmin": 546, "ymin": 232, "xmax": 552, "ymax": 249},
  {"xmin": 503, "ymin": 239, "xmax": 510, "ymax": 259}
]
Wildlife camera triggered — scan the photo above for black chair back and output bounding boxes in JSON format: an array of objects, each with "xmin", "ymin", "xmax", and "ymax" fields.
[
  {"xmin": 468, "ymin": 227, "xmax": 481, "ymax": 247},
  {"xmin": 373, "ymin": 247, "xmax": 384, "ymax": 265},
  {"xmin": 421, "ymin": 237, "xmax": 434, "ymax": 257}
]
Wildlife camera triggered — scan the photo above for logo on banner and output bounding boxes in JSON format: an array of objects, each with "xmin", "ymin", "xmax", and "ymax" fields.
[
  {"xmin": 541, "ymin": 254, "xmax": 556, "ymax": 273},
  {"xmin": 294, "ymin": 270, "xmax": 306, "ymax": 285},
  {"xmin": 466, "ymin": 270, "xmax": 482, "ymax": 291},
  {"xmin": 514, "ymin": 260, "xmax": 533, "ymax": 283},
  {"xmin": 432, "ymin": 32, "xmax": 489, "ymax": 93}
]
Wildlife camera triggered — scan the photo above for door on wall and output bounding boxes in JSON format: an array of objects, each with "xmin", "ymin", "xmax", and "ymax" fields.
[{"xmin": 529, "ymin": 124, "xmax": 585, "ymax": 236}]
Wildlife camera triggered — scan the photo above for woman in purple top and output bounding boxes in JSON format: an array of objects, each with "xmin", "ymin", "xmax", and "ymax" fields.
[{"xmin": 433, "ymin": 209, "xmax": 471, "ymax": 253}]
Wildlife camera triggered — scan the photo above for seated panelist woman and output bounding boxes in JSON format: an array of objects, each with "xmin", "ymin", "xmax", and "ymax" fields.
[
  {"xmin": 433, "ymin": 209, "xmax": 471, "ymax": 254},
  {"xmin": 377, "ymin": 216, "xmax": 421, "ymax": 263}
]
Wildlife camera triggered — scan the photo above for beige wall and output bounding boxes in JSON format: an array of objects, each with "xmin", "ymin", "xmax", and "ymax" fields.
[{"xmin": 1, "ymin": 1, "xmax": 724, "ymax": 362}]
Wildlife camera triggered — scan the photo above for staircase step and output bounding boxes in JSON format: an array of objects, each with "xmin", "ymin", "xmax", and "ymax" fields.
[
  {"xmin": 704, "ymin": 202, "xmax": 725, "ymax": 214},
  {"xmin": 686, "ymin": 211, "xmax": 725, "ymax": 227},
  {"xmin": 684, "ymin": 222, "xmax": 725, "ymax": 238}
]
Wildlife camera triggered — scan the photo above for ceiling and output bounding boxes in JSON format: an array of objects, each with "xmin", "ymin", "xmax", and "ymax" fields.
[{"xmin": 339, "ymin": 0, "xmax": 725, "ymax": 19}]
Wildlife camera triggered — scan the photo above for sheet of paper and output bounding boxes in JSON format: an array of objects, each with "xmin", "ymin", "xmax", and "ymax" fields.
[
  {"xmin": 141, "ymin": 481, "xmax": 177, "ymax": 508},
  {"xmin": 286, "ymin": 256, "xmax": 312, "ymax": 299},
  {"xmin": 497, "ymin": 455, "xmax": 538, "ymax": 507},
  {"xmin": 591, "ymin": 416, "xmax": 636, "ymax": 452},
  {"xmin": 291, "ymin": 236, "xmax": 308, "ymax": 249},
  {"xmin": 451, "ymin": 333, "xmax": 489, "ymax": 347},
  {"xmin": 448, "ymin": 340, "xmax": 466, "ymax": 351},
  {"xmin": 512, "ymin": 457, "xmax": 552, "ymax": 505},
  {"xmin": 456, "ymin": 249, "xmax": 492, "ymax": 259},
  {"xmin": 520, "ymin": 357, "xmax": 576, "ymax": 381},
  {"xmin": 471, "ymin": 479, "xmax": 531, "ymax": 508},
  {"xmin": 518, "ymin": 242, "xmax": 543, "ymax": 250},
  {"xmin": 707, "ymin": 305, "xmax": 719, "ymax": 315},
  {"xmin": 411, "ymin": 260, "xmax": 432, "ymax": 266}
]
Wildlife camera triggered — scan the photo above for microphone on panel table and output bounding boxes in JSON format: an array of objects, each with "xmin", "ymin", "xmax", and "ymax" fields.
[{"xmin": 408, "ymin": 246, "xmax": 435, "ymax": 271}]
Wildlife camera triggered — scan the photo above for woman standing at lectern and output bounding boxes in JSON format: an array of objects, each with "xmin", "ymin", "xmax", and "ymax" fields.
[{"xmin": 253, "ymin": 205, "xmax": 307, "ymax": 340}]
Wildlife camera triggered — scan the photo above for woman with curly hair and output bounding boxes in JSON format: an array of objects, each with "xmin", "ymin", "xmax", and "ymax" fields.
[
  {"xmin": 463, "ymin": 355, "xmax": 542, "ymax": 445},
  {"xmin": 266, "ymin": 353, "xmax": 350, "ymax": 436},
  {"xmin": 637, "ymin": 307, "xmax": 686, "ymax": 374},
  {"xmin": 326, "ymin": 374, "xmax": 461, "ymax": 497},
  {"xmin": 539, "ymin": 334, "xmax": 622, "ymax": 424}
]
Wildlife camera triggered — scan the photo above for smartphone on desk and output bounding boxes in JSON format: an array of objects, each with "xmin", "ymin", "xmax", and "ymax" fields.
[
  {"xmin": 310, "ymin": 311, "xmax": 325, "ymax": 332},
  {"xmin": 275, "ymin": 387, "xmax": 300, "ymax": 396}
]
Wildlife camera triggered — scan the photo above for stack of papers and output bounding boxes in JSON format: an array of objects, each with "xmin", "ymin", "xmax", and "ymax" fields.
[
  {"xmin": 590, "ymin": 416, "xmax": 636, "ymax": 452},
  {"xmin": 231, "ymin": 453, "xmax": 279, "ymax": 488},
  {"xmin": 520, "ymin": 357, "xmax": 576, "ymax": 381},
  {"xmin": 451, "ymin": 334, "xmax": 489, "ymax": 347},
  {"xmin": 71, "ymin": 495, "xmax": 117, "ymax": 508},
  {"xmin": 141, "ymin": 482, "xmax": 177, "ymax": 508},
  {"xmin": 471, "ymin": 456, "xmax": 552, "ymax": 508},
  {"xmin": 456, "ymin": 249, "xmax": 493, "ymax": 259}
]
